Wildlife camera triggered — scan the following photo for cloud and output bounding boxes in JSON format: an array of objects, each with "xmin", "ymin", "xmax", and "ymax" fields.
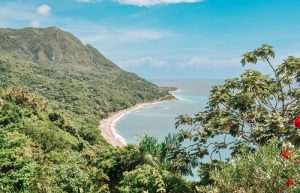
[
  {"xmin": 30, "ymin": 20, "xmax": 40, "ymax": 27},
  {"xmin": 0, "ymin": 3, "xmax": 50, "ymax": 28},
  {"xmin": 36, "ymin": 4, "xmax": 51, "ymax": 16},
  {"xmin": 77, "ymin": 26, "xmax": 169, "ymax": 44},
  {"xmin": 118, "ymin": 57, "xmax": 166, "ymax": 68},
  {"xmin": 77, "ymin": 0, "xmax": 99, "ymax": 2},
  {"xmin": 115, "ymin": 0, "xmax": 203, "ymax": 6},
  {"xmin": 28, "ymin": 4, "xmax": 52, "ymax": 27},
  {"xmin": 0, "ymin": 3, "xmax": 35, "ymax": 27},
  {"xmin": 121, "ymin": 29, "xmax": 166, "ymax": 40},
  {"xmin": 180, "ymin": 56, "xmax": 240, "ymax": 69},
  {"xmin": 76, "ymin": 0, "xmax": 203, "ymax": 6}
]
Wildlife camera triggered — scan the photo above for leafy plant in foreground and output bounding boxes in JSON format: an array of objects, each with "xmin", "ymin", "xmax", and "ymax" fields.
[
  {"xmin": 138, "ymin": 134, "xmax": 197, "ymax": 176},
  {"xmin": 175, "ymin": 44, "xmax": 300, "ymax": 163},
  {"xmin": 200, "ymin": 139, "xmax": 300, "ymax": 193}
]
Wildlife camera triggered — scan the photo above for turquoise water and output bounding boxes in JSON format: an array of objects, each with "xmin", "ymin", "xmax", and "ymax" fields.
[
  {"xmin": 116, "ymin": 80, "xmax": 223, "ymax": 144},
  {"xmin": 115, "ymin": 80, "xmax": 233, "ymax": 179}
]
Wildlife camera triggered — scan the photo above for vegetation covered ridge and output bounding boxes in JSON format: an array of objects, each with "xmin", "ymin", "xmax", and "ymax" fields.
[
  {"xmin": 0, "ymin": 27, "xmax": 171, "ymax": 143},
  {"xmin": 0, "ymin": 89, "xmax": 193, "ymax": 192}
]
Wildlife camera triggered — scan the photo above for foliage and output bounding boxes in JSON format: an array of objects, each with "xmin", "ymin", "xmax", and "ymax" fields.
[
  {"xmin": 0, "ymin": 90, "xmax": 190, "ymax": 192},
  {"xmin": 4, "ymin": 89, "xmax": 48, "ymax": 111},
  {"xmin": 0, "ymin": 129, "xmax": 41, "ymax": 192},
  {"xmin": 175, "ymin": 44, "xmax": 300, "ymax": 165},
  {"xmin": 196, "ymin": 160, "xmax": 222, "ymax": 187},
  {"xmin": 0, "ymin": 27, "xmax": 171, "ymax": 143},
  {"xmin": 2, "ymin": 27, "xmax": 299, "ymax": 192},
  {"xmin": 138, "ymin": 134, "xmax": 197, "ymax": 176},
  {"xmin": 119, "ymin": 164, "xmax": 167, "ymax": 193},
  {"xmin": 90, "ymin": 145, "xmax": 145, "ymax": 191},
  {"xmin": 200, "ymin": 140, "xmax": 300, "ymax": 193},
  {"xmin": 0, "ymin": 27, "xmax": 190, "ymax": 193},
  {"xmin": 119, "ymin": 164, "xmax": 193, "ymax": 193},
  {"xmin": 0, "ymin": 90, "xmax": 110, "ymax": 192}
]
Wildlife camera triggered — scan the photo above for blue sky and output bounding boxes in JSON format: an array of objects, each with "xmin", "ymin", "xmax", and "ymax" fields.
[{"xmin": 1, "ymin": 0, "xmax": 300, "ymax": 79}]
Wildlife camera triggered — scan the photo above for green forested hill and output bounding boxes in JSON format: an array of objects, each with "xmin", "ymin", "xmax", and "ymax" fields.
[
  {"xmin": 0, "ymin": 27, "xmax": 190, "ymax": 193},
  {"xmin": 0, "ymin": 90, "xmax": 192, "ymax": 192},
  {"xmin": 0, "ymin": 27, "xmax": 169, "ymax": 137}
]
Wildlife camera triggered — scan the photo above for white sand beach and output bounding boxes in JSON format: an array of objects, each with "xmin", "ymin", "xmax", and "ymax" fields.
[{"xmin": 99, "ymin": 90, "xmax": 180, "ymax": 147}]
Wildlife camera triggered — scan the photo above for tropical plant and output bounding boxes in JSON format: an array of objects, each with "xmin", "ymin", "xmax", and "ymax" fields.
[
  {"xmin": 175, "ymin": 44, "xmax": 300, "ymax": 164},
  {"xmin": 200, "ymin": 139, "xmax": 300, "ymax": 193},
  {"xmin": 118, "ymin": 164, "xmax": 194, "ymax": 193},
  {"xmin": 138, "ymin": 134, "xmax": 197, "ymax": 176},
  {"xmin": 118, "ymin": 164, "xmax": 167, "ymax": 193}
]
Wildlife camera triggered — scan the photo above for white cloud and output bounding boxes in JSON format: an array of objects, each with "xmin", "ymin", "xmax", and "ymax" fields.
[
  {"xmin": 115, "ymin": 0, "xmax": 203, "ymax": 6},
  {"xmin": 29, "ymin": 4, "xmax": 51, "ymax": 28},
  {"xmin": 64, "ymin": 21, "xmax": 171, "ymax": 61},
  {"xmin": 181, "ymin": 56, "xmax": 240, "ymax": 69},
  {"xmin": 36, "ymin": 4, "xmax": 51, "ymax": 16},
  {"xmin": 31, "ymin": 19, "xmax": 40, "ymax": 27},
  {"xmin": 0, "ymin": 3, "xmax": 50, "ymax": 28},
  {"xmin": 77, "ymin": 0, "xmax": 98, "ymax": 2},
  {"xmin": 118, "ymin": 57, "xmax": 166, "ymax": 68},
  {"xmin": 78, "ymin": 27, "xmax": 169, "ymax": 44},
  {"xmin": 76, "ymin": 0, "xmax": 203, "ymax": 6},
  {"xmin": 121, "ymin": 29, "xmax": 166, "ymax": 40}
]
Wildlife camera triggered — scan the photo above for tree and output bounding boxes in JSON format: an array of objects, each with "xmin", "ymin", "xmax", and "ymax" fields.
[
  {"xmin": 0, "ymin": 130, "xmax": 42, "ymax": 193},
  {"xmin": 118, "ymin": 164, "xmax": 194, "ymax": 193},
  {"xmin": 200, "ymin": 140, "xmax": 300, "ymax": 193},
  {"xmin": 175, "ymin": 44, "xmax": 300, "ymax": 164},
  {"xmin": 138, "ymin": 134, "xmax": 197, "ymax": 176},
  {"xmin": 118, "ymin": 164, "xmax": 167, "ymax": 193}
]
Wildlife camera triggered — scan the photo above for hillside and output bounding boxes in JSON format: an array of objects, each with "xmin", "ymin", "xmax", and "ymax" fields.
[
  {"xmin": 0, "ymin": 27, "xmax": 170, "ymax": 143},
  {"xmin": 0, "ymin": 27, "xmax": 191, "ymax": 193},
  {"xmin": 0, "ymin": 89, "xmax": 193, "ymax": 192}
]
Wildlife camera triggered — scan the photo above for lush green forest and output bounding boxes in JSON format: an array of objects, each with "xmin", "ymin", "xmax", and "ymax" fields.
[
  {"xmin": 0, "ymin": 28, "xmax": 299, "ymax": 192},
  {"xmin": 0, "ymin": 27, "xmax": 171, "ymax": 135},
  {"xmin": 0, "ymin": 89, "xmax": 193, "ymax": 192}
]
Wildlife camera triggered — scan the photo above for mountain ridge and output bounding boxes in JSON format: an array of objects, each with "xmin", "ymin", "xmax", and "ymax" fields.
[
  {"xmin": 0, "ymin": 27, "xmax": 116, "ymax": 67},
  {"xmin": 0, "ymin": 27, "xmax": 170, "ymax": 143}
]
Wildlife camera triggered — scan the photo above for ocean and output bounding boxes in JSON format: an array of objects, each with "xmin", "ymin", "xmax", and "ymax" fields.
[
  {"xmin": 115, "ymin": 80, "xmax": 222, "ymax": 143},
  {"xmin": 115, "ymin": 79, "xmax": 231, "ymax": 179}
]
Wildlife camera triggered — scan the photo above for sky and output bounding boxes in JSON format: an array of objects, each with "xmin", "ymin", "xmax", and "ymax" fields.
[{"xmin": 1, "ymin": 0, "xmax": 300, "ymax": 80}]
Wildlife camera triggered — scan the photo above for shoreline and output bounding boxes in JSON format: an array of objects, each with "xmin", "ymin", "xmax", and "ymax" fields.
[{"xmin": 99, "ymin": 89, "xmax": 180, "ymax": 147}]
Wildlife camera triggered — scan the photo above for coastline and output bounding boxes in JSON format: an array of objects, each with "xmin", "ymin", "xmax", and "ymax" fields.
[{"xmin": 99, "ymin": 90, "xmax": 179, "ymax": 147}]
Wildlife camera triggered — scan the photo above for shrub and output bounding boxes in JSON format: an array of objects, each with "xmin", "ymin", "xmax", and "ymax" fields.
[{"xmin": 200, "ymin": 140, "xmax": 300, "ymax": 193}]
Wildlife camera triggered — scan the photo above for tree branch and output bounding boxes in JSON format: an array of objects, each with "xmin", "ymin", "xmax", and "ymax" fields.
[{"xmin": 266, "ymin": 58, "xmax": 285, "ymax": 115}]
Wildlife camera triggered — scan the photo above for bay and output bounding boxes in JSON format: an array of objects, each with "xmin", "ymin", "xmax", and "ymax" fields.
[
  {"xmin": 115, "ymin": 79, "xmax": 234, "ymax": 179},
  {"xmin": 116, "ymin": 80, "xmax": 223, "ymax": 144}
]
